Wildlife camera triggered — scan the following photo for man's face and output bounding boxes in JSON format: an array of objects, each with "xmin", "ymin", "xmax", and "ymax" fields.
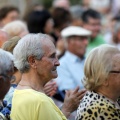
[
  {"xmin": 68, "ymin": 36, "xmax": 89, "ymax": 57},
  {"xmin": 83, "ymin": 17, "xmax": 101, "ymax": 38},
  {"xmin": 115, "ymin": 30, "xmax": 120, "ymax": 43},
  {"xmin": 108, "ymin": 53, "xmax": 120, "ymax": 95},
  {"xmin": 35, "ymin": 42, "xmax": 60, "ymax": 83}
]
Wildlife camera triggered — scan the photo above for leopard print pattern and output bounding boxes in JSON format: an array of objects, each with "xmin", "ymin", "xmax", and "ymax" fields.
[{"xmin": 76, "ymin": 91, "xmax": 120, "ymax": 120}]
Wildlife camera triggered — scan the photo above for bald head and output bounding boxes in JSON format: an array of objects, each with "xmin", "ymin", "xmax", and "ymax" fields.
[
  {"xmin": 53, "ymin": 0, "xmax": 70, "ymax": 10},
  {"xmin": 0, "ymin": 30, "xmax": 9, "ymax": 47}
]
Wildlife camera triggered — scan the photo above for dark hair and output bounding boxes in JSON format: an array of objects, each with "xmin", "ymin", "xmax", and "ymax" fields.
[
  {"xmin": 26, "ymin": 10, "xmax": 51, "ymax": 33},
  {"xmin": 52, "ymin": 7, "xmax": 72, "ymax": 31},
  {"xmin": 0, "ymin": 6, "xmax": 19, "ymax": 21},
  {"xmin": 81, "ymin": 9, "xmax": 101, "ymax": 23}
]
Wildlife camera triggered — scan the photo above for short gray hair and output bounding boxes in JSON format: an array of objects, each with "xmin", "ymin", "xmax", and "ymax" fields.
[
  {"xmin": 83, "ymin": 44, "xmax": 120, "ymax": 91},
  {"xmin": 13, "ymin": 33, "xmax": 51, "ymax": 73},
  {"xmin": 2, "ymin": 20, "xmax": 28, "ymax": 38},
  {"xmin": 0, "ymin": 49, "xmax": 14, "ymax": 75}
]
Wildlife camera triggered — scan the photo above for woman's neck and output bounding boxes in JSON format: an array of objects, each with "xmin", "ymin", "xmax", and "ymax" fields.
[{"xmin": 96, "ymin": 89, "xmax": 118, "ymax": 102}]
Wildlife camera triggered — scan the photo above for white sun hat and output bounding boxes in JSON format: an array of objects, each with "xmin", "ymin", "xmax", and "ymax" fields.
[{"xmin": 61, "ymin": 26, "xmax": 91, "ymax": 38}]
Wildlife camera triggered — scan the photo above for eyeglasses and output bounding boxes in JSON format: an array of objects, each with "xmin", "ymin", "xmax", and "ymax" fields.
[{"xmin": 109, "ymin": 71, "xmax": 120, "ymax": 73}]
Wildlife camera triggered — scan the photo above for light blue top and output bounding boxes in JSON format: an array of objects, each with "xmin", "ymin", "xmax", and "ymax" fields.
[
  {"xmin": 4, "ymin": 84, "xmax": 17, "ymax": 105},
  {"xmin": 56, "ymin": 51, "xmax": 85, "ymax": 91}
]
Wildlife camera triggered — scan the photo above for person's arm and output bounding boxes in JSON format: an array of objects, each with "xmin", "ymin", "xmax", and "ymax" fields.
[
  {"xmin": 61, "ymin": 87, "xmax": 86, "ymax": 118},
  {"xmin": 44, "ymin": 81, "xmax": 57, "ymax": 97}
]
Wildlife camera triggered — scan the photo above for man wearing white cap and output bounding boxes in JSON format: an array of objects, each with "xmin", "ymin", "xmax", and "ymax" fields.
[{"xmin": 56, "ymin": 26, "xmax": 91, "ymax": 94}]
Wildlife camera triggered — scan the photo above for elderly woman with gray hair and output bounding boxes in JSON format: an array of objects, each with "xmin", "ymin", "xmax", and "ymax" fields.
[
  {"xmin": 0, "ymin": 49, "xmax": 14, "ymax": 120},
  {"xmin": 76, "ymin": 44, "xmax": 120, "ymax": 120}
]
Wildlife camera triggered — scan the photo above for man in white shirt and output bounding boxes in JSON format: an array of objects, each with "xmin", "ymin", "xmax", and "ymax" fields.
[{"xmin": 56, "ymin": 26, "xmax": 91, "ymax": 92}]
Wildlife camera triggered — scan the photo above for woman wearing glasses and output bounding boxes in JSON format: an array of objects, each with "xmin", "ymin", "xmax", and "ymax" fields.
[{"xmin": 76, "ymin": 44, "xmax": 120, "ymax": 120}]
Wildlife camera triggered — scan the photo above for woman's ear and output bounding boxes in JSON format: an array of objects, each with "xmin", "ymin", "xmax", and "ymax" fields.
[{"xmin": 103, "ymin": 79, "xmax": 109, "ymax": 87}]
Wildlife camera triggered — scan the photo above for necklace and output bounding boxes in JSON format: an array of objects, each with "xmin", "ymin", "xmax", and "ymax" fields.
[
  {"xmin": 18, "ymin": 83, "xmax": 44, "ymax": 93},
  {"xmin": 18, "ymin": 83, "xmax": 35, "ymax": 90}
]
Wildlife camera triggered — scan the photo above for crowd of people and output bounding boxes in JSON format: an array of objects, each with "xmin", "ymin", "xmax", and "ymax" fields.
[{"xmin": 0, "ymin": 0, "xmax": 120, "ymax": 120}]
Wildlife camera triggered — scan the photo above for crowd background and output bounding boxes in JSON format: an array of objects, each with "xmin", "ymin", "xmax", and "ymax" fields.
[
  {"xmin": 0, "ymin": 0, "xmax": 120, "ymax": 50},
  {"xmin": 0, "ymin": 0, "xmax": 120, "ymax": 120}
]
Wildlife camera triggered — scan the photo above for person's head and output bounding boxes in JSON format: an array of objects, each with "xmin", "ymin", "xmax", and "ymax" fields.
[
  {"xmin": 13, "ymin": 33, "xmax": 60, "ymax": 85},
  {"xmin": 52, "ymin": 0, "xmax": 70, "ymax": 10},
  {"xmin": 0, "ymin": 6, "xmax": 19, "ymax": 27},
  {"xmin": 82, "ymin": 0, "xmax": 91, "ymax": 9},
  {"xmin": 52, "ymin": 7, "xmax": 72, "ymax": 34},
  {"xmin": 2, "ymin": 36, "xmax": 22, "ymax": 84},
  {"xmin": 33, "ymin": 3, "xmax": 44, "ymax": 11},
  {"xmin": 61, "ymin": 26, "xmax": 91, "ymax": 58},
  {"xmin": 2, "ymin": 36, "xmax": 21, "ymax": 53},
  {"xmin": 81, "ymin": 9, "xmax": 101, "ymax": 39},
  {"xmin": 84, "ymin": 44, "xmax": 120, "ymax": 100},
  {"xmin": 70, "ymin": 5, "xmax": 84, "ymax": 26},
  {"xmin": 0, "ymin": 49, "xmax": 14, "ymax": 100},
  {"xmin": 26, "ymin": 10, "xmax": 53, "ymax": 34},
  {"xmin": 0, "ymin": 30, "xmax": 9, "ymax": 47},
  {"xmin": 2, "ymin": 20, "xmax": 28, "ymax": 38}
]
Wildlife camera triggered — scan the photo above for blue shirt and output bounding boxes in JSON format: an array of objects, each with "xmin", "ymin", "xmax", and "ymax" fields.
[
  {"xmin": 4, "ymin": 84, "xmax": 17, "ymax": 105},
  {"xmin": 56, "ymin": 51, "xmax": 85, "ymax": 91}
]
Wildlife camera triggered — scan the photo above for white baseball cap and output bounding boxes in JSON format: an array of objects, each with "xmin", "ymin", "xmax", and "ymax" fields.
[{"xmin": 61, "ymin": 26, "xmax": 91, "ymax": 38}]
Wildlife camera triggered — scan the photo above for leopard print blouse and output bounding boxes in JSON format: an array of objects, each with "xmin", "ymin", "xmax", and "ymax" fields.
[{"xmin": 76, "ymin": 91, "xmax": 120, "ymax": 120}]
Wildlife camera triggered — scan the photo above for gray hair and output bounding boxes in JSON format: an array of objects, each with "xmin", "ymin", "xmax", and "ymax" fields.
[
  {"xmin": 13, "ymin": 33, "xmax": 52, "ymax": 73},
  {"xmin": 2, "ymin": 20, "xmax": 28, "ymax": 38},
  {"xmin": 0, "ymin": 49, "xmax": 14, "ymax": 75},
  {"xmin": 83, "ymin": 44, "xmax": 120, "ymax": 91}
]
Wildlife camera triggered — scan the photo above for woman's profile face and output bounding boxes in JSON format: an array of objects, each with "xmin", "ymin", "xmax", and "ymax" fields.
[{"xmin": 44, "ymin": 18, "xmax": 54, "ymax": 34}]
